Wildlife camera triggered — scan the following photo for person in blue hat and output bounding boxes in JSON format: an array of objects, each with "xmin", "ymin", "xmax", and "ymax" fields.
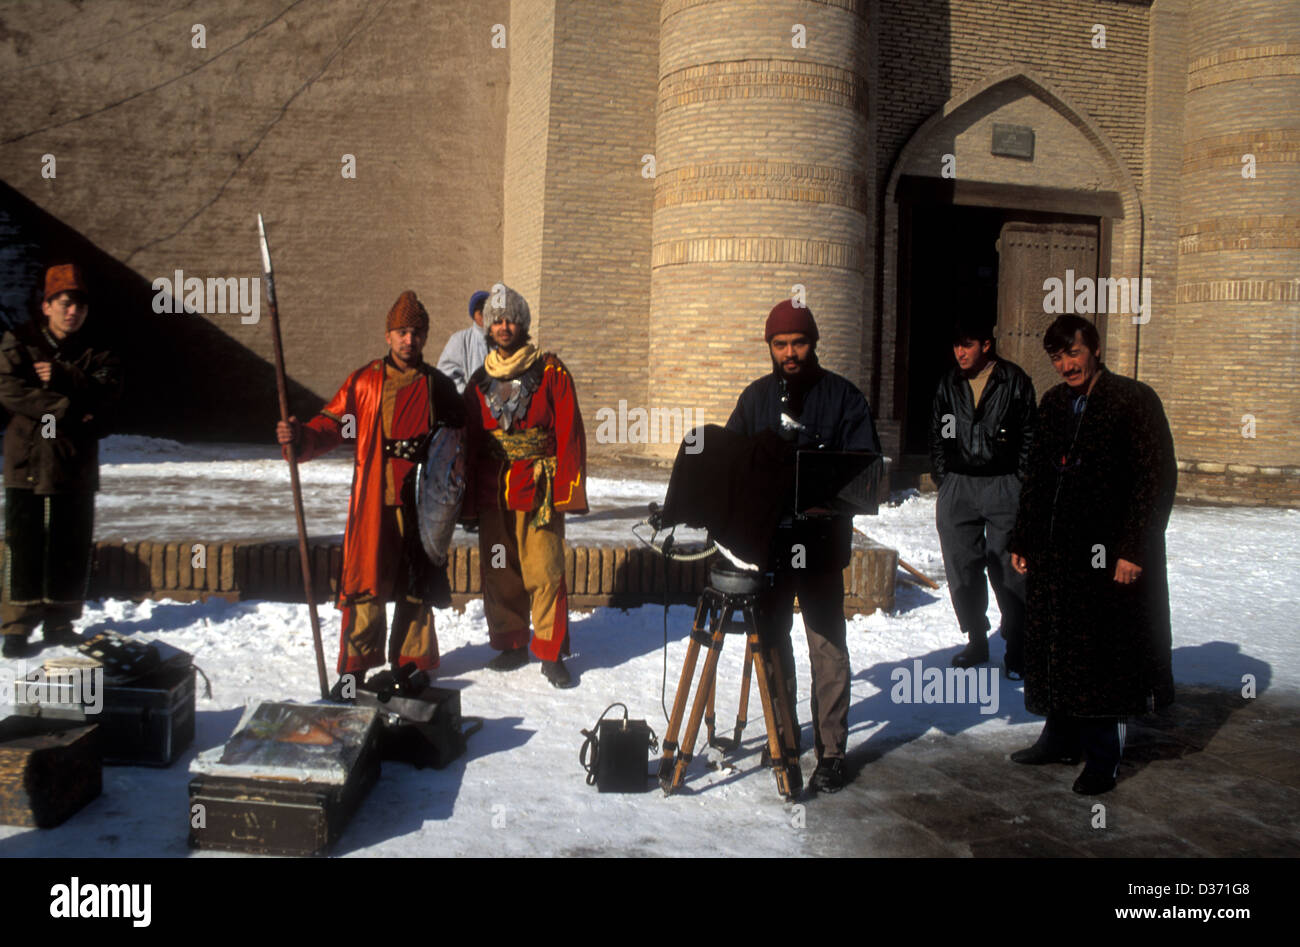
[{"xmin": 437, "ymin": 290, "xmax": 490, "ymax": 394}]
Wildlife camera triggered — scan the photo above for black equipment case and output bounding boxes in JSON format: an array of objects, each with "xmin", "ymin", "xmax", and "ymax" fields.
[
  {"xmin": 98, "ymin": 663, "xmax": 197, "ymax": 764},
  {"xmin": 0, "ymin": 717, "xmax": 101, "ymax": 828},
  {"xmin": 99, "ymin": 664, "xmax": 197, "ymax": 767},
  {"xmin": 588, "ymin": 718, "xmax": 655, "ymax": 792},
  {"xmin": 82, "ymin": 631, "xmax": 197, "ymax": 766},
  {"xmin": 188, "ymin": 702, "xmax": 381, "ymax": 857},
  {"xmin": 354, "ymin": 672, "xmax": 472, "ymax": 769},
  {"xmin": 580, "ymin": 704, "xmax": 657, "ymax": 793},
  {"xmin": 15, "ymin": 659, "xmax": 197, "ymax": 767}
]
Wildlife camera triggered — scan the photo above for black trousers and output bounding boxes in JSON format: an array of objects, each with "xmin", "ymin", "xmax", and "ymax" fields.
[
  {"xmin": 936, "ymin": 472, "xmax": 1025, "ymax": 657},
  {"xmin": 2, "ymin": 488, "xmax": 95, "ymax": 637},
  {"xmin": 757, "ymin": 565, "xmax": 850, "ymax": 761}
]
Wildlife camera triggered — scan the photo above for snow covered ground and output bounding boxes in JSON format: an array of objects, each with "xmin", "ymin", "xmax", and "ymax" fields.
[
  {"xmin": 84, "ymin": 435, "xmax": 690, "ymax": 545},
  {"xmin": 0, "ymin": 437, "xmax": 1296, "ymax": 857}
]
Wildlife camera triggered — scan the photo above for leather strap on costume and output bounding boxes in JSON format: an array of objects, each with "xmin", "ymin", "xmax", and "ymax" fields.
[
  {"xmin": 487, "ymin": 427, "xmax": 558, "ymax": 528},
  {"xmin": 384, "ymin": 434, "xmax": 430, "ymax": 462}
]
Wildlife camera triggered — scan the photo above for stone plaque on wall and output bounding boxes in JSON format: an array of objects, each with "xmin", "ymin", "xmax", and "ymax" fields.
[{"xmin": 992, "ymin": 123, "xmax": 1035, "ymax": 160}]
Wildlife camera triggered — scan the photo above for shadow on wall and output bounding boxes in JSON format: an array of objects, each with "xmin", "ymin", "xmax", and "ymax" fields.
[{"xmin": 0, "ymin": 180, "xmax": 322, "ymax": 441}]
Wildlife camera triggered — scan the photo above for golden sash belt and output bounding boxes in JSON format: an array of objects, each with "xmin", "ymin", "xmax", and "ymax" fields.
[{"xmin": 487, "ymin": 427, "xmax": 559, "ymax": 528}]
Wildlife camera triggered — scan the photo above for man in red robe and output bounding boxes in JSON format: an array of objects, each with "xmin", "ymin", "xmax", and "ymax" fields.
[
  {"xmin": 462, "ymin": 284, "xmax": 587, "ymax": 688},
  {"xmin": 276, "ymin": 291, "xmax": 463, "ymax": 694}
]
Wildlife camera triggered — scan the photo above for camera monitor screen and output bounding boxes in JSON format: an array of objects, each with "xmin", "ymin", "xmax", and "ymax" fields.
[{"xmin": 795, "ymin": 450, "xmax": 883, "ymax": 516}]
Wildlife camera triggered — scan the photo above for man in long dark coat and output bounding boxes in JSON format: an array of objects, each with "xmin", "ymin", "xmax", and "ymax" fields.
[{"xmin": 1008, "ymin": 314, "xmax": 1176, "ymax": 795}]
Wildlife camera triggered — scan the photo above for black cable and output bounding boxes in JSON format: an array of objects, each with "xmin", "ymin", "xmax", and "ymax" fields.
[
  {"xmin": 658, "ymin": 527, "xmax": 675, "ymax": 723},
  {"xmin": 662, "ymin": 590, "xmax": 670, "ymax": 724},
  {"xmin": 193, "ymin": 664, "xmax": 213, "ymax": 700},
  {"xmin": 634, "ymin": 514, "xmax": 713, "ymax": 723}
]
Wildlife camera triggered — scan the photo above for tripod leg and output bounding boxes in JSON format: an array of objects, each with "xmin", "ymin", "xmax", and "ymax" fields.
[
  {"xmin": 766, "ymin": 649, "xmax": 803, "ymax": 796},
  {"xmin": 668, "ymin": 609, "xmax": 728, "ymax": 793},
  {"xmin": 658, "ymin": 596, "xmax": 710, "ymax": 789},
  {"xmin": 746, "ymin": 603, "xmax": 799, "ymax": 757},
  {"xmin": 746, "ymin": 613, "xmax": 803, "ymax": 800},
  {"xmin": 733, "ymin": 638, "xmax": 753, "ymax": 748},
  {"xmin": 765, "ymin": 644, "xmax": 799, "ymax": 758},
  {"xmin": 706, "ymin": 670, "xmax": 717, "ymax": 748},
  {"xmin": 747, "ymin": 635, "xmax": 793, "ymax": 799}
]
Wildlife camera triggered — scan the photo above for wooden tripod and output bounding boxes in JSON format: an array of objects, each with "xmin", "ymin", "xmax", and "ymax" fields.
[{"xmin": 658, "ymin": 585, "xmax": 803, "ymax": 800}]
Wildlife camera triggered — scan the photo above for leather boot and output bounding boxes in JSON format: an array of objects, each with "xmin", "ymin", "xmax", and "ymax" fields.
[
  {"xmin": 487, "ymin": 646, "xmax": 529, "ymax": 671},
  {"xmin": 541, "ymin": 657, "xmax": 574, "ymax": 688},
  {"xmin": 951, "ymin": 630, "xmax": 989, "ymax": 668}
]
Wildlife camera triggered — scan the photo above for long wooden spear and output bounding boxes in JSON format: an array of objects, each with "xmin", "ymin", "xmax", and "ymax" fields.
[{"xmin": 259, "ymin": 213, "xmax": 330, "ymax": 700}]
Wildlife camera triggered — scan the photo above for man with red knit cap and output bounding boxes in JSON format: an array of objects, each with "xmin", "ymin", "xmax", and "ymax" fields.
[
  {"xmin": 0, "ymin": 264, "xmax": 121, "ymax": 657},
  {"xmin": 277, "ymin": 290, "xmax": 463, "ymax": 695},
  {"xmin": 726, "ymin": 298, "xmax": 881, "ymax": 793}
]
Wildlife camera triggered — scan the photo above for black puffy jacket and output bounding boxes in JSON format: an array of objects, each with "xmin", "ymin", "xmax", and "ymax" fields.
[{"xmin": 929, "ymin": 357, "xmax": 1035, "ymax": 484}]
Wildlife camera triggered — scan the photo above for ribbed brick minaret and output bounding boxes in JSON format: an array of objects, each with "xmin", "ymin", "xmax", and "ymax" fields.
[
  {"xmin": 1172, "ymin": 0, "xmax": 1300, "ymax": 501},
  {"xmin": 647, "ymin": 0, "xmax": 872, "ymax": 456}
]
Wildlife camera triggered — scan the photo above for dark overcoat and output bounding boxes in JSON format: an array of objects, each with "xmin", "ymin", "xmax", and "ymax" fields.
[{"xmin": 1008, "ymin": 367, "xmax": 1177, "ymax": 717}]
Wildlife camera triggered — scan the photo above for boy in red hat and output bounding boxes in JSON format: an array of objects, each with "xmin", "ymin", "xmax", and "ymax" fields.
[{"xmin": 0, "ymin": 264, "xmax": 122, "ymax": 657}]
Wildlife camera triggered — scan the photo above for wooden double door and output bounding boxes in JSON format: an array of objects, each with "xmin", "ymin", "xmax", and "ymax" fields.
[
  {"xmin": 994, "ymin": 219, "xmax": 1103, "ymax": 401},
  {"xmin": 900, "ymin": 204, "xmax": 1104, "ymax": 457}
]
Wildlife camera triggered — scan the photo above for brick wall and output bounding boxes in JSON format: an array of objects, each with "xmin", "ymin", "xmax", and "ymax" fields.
[
  {"xmin": 647, "ymin": 0, "xmax": 873, "ymax": 457},
  {"xmin": 1135, "ymin": 0, "xmax": 1188, "ymax": 431},
  {"xmin": 1170, "ymin": 0, "xmax": 1300, "ymax": 474},
  {"xmin": 6, "ymin": 0, "xmax": 1296, "ymax": 505},
  {"xmin": 1176, "ymin": 463, "xmax": 1300, "ymax": 507},
  {"xmin": 876, "ymin": 0, "xmax": 1150, "ymax": 190},
  {"xmin": 534, "ymin": 0, "xmax": 659, "ymax": 440},
  {"xmin": 501, "ymin": 0, "xmax": 557, "ymax": 318},
  {"xmin": 59, "ymin": 538, "xmax": 898, "ymax": 617},
  {"xmin": 0, "ymin": 0, "xmax": 509, "ymax": 437}
]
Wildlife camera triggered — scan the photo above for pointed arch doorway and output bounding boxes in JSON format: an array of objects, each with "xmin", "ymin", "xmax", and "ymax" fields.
[{"xmin": 881, "ymin": 69, "xmax": 1140, "ymax": 473}]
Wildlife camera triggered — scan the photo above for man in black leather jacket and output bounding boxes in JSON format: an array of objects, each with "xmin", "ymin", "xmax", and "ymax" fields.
[{"xmin": 929, "ymin": 316, "xmax": 1035, "ymax": 674}]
